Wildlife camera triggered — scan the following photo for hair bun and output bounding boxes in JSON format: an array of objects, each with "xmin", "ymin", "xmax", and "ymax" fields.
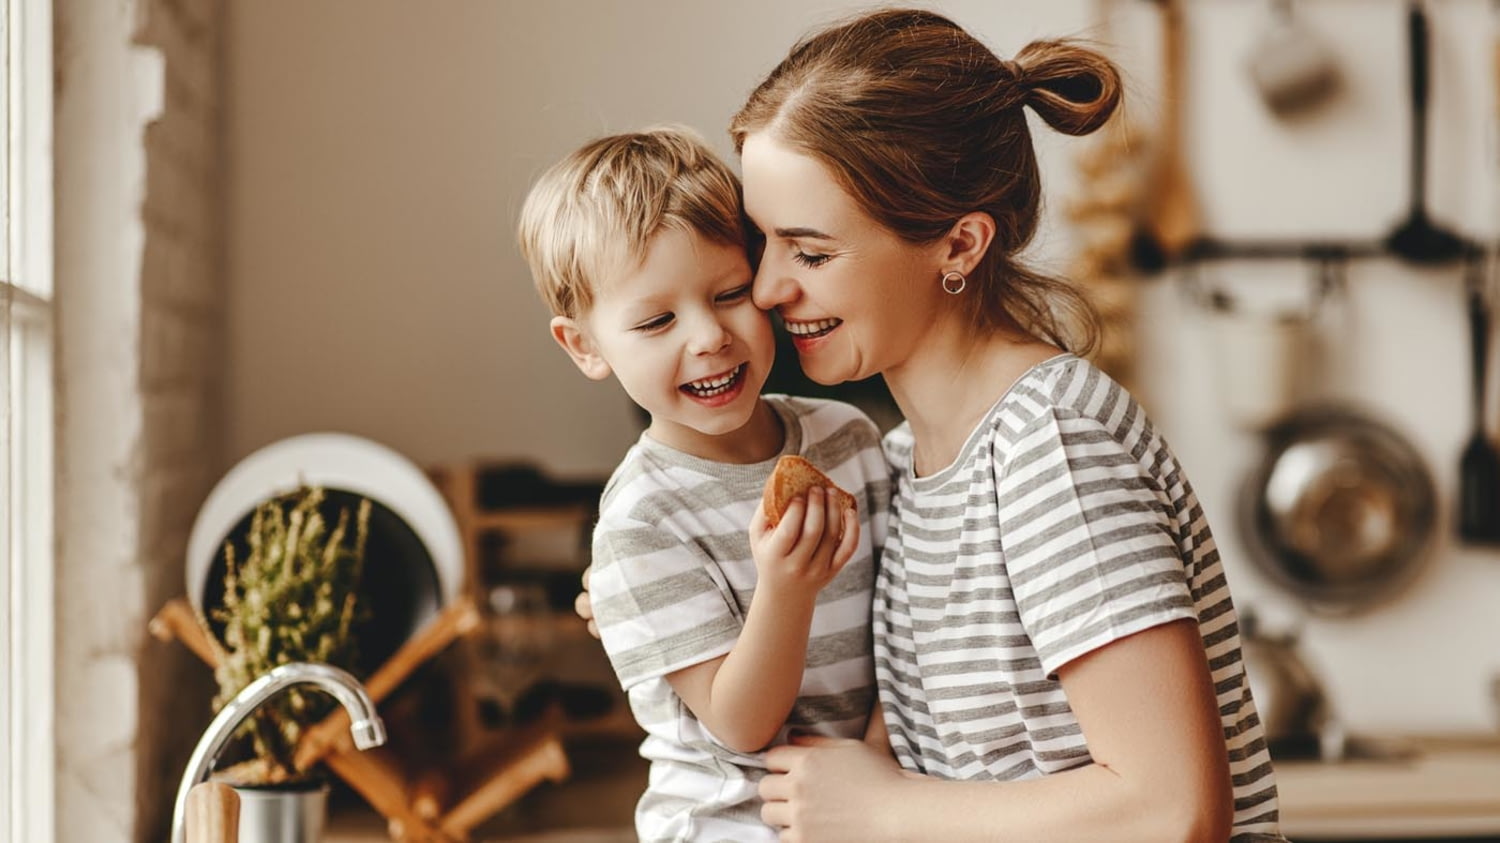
[{"xmin": 1013, "ymin": 40, "xmax": 1121, "ymax": 136}]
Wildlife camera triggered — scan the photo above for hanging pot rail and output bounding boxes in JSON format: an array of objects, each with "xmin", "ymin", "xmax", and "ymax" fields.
[{"xmin": 1161, "ymin": 234, "xmax": 1482, "ymax": 268}]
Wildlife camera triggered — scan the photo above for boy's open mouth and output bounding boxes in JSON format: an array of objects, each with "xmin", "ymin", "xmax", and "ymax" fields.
[
  {"xmin": 681, "ymin": 363, "xmax": 747, "ymax": 398},
  {"xmin": 783, "ymin": 317, "xmax": 841, "ymax": 340}
]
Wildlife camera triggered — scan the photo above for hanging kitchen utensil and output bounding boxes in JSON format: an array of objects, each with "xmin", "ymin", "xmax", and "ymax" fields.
[
  {"xmin": 1386, "ymin": 1, "xmax": 1468, "ymax": 265},
  {"xmin": 1239, "ymin": 406, "xmax": 1438, "ymax": 613},
  {"xmin": 1459, "ymin": 252, "xmax": 1500, "ymax": 541},
  {"xmin": 1131, "ymin": 0, "xmax": 1200, "ymax": 272},
  {"xmin": 1245, "ymin": 0, "xmax": 1342, "ymax": 118}
]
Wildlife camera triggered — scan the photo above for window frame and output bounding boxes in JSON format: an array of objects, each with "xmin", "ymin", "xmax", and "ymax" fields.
[{"xmin": 2, "ymin": 0, "xmax": 53, "ymax": 838}]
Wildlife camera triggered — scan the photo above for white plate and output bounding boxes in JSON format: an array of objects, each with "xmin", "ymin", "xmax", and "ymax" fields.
[{"xmin": 186, "ymin": 432, "xmax": 463, "ymax": 623}]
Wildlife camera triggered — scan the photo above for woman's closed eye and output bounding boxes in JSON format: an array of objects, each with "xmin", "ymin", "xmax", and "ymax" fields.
[{"xmin": 792, "ymin": 250, "xmax": 832, "ymax": 268}]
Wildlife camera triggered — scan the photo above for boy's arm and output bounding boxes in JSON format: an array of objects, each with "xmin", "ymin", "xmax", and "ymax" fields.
[{"xmin": 666, "ymin": 489, "xmax": 858, "ymax": 754}]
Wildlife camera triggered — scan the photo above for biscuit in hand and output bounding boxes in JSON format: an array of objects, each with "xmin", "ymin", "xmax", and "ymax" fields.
[{"xmin": 762, "ymin": 455, "xmax": 856, "ymax": 528}]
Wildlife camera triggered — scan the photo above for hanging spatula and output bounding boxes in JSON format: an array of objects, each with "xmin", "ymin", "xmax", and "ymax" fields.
[{"xmin": 1460, "ymin": 253, "xmax": 1500, "ymax": 542}]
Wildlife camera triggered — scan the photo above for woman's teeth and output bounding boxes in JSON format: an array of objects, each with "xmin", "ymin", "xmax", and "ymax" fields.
[
  {"xmin": 683, "ymin": 364, "xmax": 744, "ymax": 397},
  {"xmin": 785, "ymin": 318, "xmax": 841, "ymax": 338}
]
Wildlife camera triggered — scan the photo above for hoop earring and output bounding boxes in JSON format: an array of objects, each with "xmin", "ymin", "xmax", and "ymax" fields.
[{"xmin": 941, "ymin": 271, "xmax": 967, "ymax": 295}]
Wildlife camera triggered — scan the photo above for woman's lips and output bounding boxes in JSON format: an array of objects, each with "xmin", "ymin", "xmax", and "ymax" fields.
[{"xmin": 783, "ymin": 317, "xmax": 841, "ymax": 352}]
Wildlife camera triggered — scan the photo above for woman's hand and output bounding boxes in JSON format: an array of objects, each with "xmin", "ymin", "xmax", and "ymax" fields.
[{"xmin": 759, "ymin": 735, "xmax": 912, "ymax": 842}]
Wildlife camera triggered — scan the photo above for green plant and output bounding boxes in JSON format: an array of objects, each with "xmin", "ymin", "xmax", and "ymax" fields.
[{"xmin": 205, "ymin": 484, "xmax": 370, "ymax": 784}]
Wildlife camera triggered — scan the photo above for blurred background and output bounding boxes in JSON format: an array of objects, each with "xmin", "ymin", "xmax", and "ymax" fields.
[{"xmin": 7, "ymin": 0, "xmax": 1500, "ymax": 841}]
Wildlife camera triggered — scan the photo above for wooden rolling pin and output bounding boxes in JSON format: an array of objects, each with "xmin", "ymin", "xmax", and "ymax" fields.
[{"xmin": 185, "ymin": 782, "xmax": 239, "ymax": 843}]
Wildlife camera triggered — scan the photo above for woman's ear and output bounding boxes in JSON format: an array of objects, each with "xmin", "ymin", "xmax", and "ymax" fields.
[
  {"xmin": 941, "ymin": 211, "xmax": 997, "ymax": 275},
  {"xmin": 550, "ymin": 316, "xmax": 612, "ymax": 381}
]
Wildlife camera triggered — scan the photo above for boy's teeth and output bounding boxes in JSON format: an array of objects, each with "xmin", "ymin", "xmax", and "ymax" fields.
[
  {"xmin": 685, "ymin": 364, "xmax": 744, "ymax": 396},
  {"xmin": 786, "ymin": 318, "xmax": 841, "ymax": 336}
]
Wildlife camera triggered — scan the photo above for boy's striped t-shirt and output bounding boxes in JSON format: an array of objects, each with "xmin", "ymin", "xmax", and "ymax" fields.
[
  {"xmin": 873, "ymin": 354, "xmax": 1285, "ymax": 841},
  {"xmin": 589, "ymin": 394, "xmax": 890, "ymax": 843}
]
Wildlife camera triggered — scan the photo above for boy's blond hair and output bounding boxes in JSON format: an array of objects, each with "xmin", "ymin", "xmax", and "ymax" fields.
[{"xmin": 517, "ymin": 126, "xmax": 747, "ymax": 319}]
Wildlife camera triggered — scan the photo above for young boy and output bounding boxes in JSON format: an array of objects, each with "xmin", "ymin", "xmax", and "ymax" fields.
[{"xmin": 517, "ymin": 127, "xmax": 890, "ymax": 842}]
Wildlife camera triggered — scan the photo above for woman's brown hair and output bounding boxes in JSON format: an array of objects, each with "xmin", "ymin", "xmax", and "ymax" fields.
[{"xmin": 729, "ymin": 8, "xmax": 1121, "ymax": 353}]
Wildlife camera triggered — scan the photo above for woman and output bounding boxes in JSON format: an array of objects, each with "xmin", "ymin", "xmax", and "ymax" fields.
[{"xmin": 582, "ymin": 9, "xmax": 1281, "ymax": 841}]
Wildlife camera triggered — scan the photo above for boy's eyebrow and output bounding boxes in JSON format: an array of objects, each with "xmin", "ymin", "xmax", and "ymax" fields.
[{"xmin": 774, "ymin": 226, "xmax": 834, "ymax": 240}]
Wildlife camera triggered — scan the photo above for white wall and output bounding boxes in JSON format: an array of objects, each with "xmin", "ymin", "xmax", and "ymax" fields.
[
  {"xmin": 226, "ymin": 0, "xmax": 1500, "ymax": 734},
  {"xmin": 57, "ymin": 0, "xmax": 226, "ymax": 839}
]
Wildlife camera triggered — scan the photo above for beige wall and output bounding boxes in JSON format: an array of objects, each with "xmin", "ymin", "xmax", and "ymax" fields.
[
  {"xmin": 225, "ymin": 0, "xmax": 1500, "ymax": 737},
  {"xmin": 222, "ymin": 0, "xmax": 1095, "ymax": 478}
]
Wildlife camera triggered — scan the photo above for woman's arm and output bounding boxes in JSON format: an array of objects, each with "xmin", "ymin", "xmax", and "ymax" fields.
[
  {"xmin": 760, "ymin": 619, "xmax": 1233, "ymax": 843},
  {"xmin": 666, "ymin": 490, "xmax": 858, "ymax": 754},
  {"xmin": 862, "ymin": 702, "xmax": 890, "ymax": 750}
]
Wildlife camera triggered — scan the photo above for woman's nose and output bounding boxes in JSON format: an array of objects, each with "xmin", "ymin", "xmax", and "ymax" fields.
[{"xmin": 752, "ymin": 259, "xmax": 796, "ymax": 311}]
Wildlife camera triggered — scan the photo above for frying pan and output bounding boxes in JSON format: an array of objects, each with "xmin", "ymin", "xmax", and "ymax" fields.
[
  {"xmin": 1239, "ymin": 407, "xmax": 1438, "ymax": 613},
  {"xmin": 186, "ymin": 433, "xmax": 463, "ymax": 675}
]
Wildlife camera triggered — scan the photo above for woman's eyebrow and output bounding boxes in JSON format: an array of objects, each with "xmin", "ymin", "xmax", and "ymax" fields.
[{"xmin": 774, "ymin": 226, "xmax": 834, "ymax": 240}]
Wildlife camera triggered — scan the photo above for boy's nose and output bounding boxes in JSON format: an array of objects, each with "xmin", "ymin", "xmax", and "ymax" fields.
[{"xmin": 687, "ymin": 315, "xmax": 732, "ymax": 355}]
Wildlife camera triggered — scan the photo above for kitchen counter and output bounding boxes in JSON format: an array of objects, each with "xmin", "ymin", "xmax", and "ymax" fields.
[{"xmin": 1276, "ymin": 735, "xmax": 1500, "ymax": 840}]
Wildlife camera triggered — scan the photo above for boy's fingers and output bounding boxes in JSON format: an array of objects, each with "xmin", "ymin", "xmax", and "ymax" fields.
[
  {"xmin": 749, "ymin": 499, "xmax": 771, "ymax": 540},
  {"xmin": 830, "ymin": 507, "xmax": 859, "ymax": 573},
  {"xmin": 772, "ymin": 495, "xmax": 807, "ymax": 548},
  {"xmin": 800, "ymin": 486, "xmax": 826, "ymax": 549}
]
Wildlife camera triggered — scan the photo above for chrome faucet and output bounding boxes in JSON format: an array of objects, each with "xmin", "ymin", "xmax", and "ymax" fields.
[{"xmin": 170, "ymin": 662, "xmax": 387, "ymax": 843}]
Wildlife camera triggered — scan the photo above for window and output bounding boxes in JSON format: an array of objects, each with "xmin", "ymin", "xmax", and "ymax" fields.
[{"xmin": 2, "ymin": 0, "xmax": 52, "ymax": 839}]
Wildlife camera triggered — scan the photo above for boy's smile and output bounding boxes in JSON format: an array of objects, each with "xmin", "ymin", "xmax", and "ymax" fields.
[{"xmin": 550, "ymin": 228, "xmax": 780, "ymax": 463}]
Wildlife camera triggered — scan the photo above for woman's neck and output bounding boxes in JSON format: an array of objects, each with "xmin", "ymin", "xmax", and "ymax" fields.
[{"xmin": 884, "ymin": 326, "xmax": 1061, "ymax": 477}]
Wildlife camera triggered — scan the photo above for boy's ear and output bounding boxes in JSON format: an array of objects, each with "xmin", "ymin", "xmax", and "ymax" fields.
[{"xmin": 550, "ymin": 316, "xmax": 612, "ymax": 381}]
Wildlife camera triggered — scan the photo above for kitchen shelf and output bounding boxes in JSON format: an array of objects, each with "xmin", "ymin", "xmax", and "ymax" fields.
[{"xmin": 1276, "ymin": 734, "xmax": 1500, "ymax": 840}]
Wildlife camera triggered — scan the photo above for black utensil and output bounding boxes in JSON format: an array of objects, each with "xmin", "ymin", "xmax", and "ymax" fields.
[
  {"xmin": 1459, "ymin": 254, "xmax": 1500, "ymax": 542},
  {"xmin": 1386, "ymin": 1, "xmax": 1467, "ymax": 265}
]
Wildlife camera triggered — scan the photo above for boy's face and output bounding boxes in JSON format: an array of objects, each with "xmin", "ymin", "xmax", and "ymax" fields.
[{"xmin": 551, "ymin": 228, "xmax": 773, "ymax": 457}]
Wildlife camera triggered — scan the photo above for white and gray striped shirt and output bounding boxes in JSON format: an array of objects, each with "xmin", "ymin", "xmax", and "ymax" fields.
[
  {"xmin": 874, "ymin": 354, "xmax": 1283, "ymax": 841},
  {"xmin": 590, "ymin": 395, "xmax": 890, "ymax": 843}
]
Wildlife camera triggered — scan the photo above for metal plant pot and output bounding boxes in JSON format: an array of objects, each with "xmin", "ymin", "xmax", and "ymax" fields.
[{"xmin": 231, "ymin": 781, "xmax": 328, "ymax": 843}]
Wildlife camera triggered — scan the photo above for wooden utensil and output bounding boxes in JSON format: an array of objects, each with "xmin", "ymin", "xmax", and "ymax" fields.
[
  {"xmin": 1132, "ymin": 0, "xmax": 1201, "ymax": 272},
  {"xmin": 184, "ymin": 782, "xmax": 239, "ymax": 843}
]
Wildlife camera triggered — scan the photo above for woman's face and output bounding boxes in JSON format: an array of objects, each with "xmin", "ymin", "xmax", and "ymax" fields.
[{"xmin": 741, "ymin": 132, "xmax": 947, "ymax": 386}]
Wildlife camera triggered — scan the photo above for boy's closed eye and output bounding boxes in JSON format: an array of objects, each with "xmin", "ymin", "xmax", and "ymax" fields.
[
  {"xmin": 716, "ymin": 284, "xmax": 753, "ymax": 304},
  {"xmin": 633, "ymin": 313, "xmax": 673, "ymax": 332}
]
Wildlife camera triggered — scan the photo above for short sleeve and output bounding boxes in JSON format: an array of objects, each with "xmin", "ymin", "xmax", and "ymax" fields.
[
  {"xmin": 588, "ymin": 515, "xmax": 741, "ymax": 689},
  {"xmin": 996, "ymin": 409, "xmax": 1195, "ymax": 677}
]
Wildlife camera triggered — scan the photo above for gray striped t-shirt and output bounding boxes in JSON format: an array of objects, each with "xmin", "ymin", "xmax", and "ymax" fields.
[
  {"xmin": 590, "ymin": 394, "xmax": 890, "ymax": 843},
  {"xmin": 874, "ymin": 354, "xmax": 1284, "ymax": 841}
]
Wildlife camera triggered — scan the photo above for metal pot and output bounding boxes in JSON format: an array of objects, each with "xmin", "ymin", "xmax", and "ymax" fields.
[
  {"xmin": 1239, "ymin": 612, "xmax": 1344, "ymax": 760},
  {"xmin": 1239, "ymin": 406, "xmax": 1437, "ymax": 613}
]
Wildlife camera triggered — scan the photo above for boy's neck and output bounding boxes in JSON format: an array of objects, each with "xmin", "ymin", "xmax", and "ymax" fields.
[{"xmin": 647, "ymin": 398, "xmax": 785, "ymax": 465}]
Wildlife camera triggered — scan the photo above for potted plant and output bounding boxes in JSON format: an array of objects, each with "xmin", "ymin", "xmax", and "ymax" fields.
[{"xmin": 202, "ymin": 484, "xmax": 371, "ymax": 840}]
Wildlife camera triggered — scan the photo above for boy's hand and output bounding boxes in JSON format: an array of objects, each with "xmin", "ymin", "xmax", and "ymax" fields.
[
  {"xmin": 574, "ymin": 567, "xmax": 599, "ymax": 639},
  {"xmin": 749, "ymin": 486, "xmax": 859, "ymax": 596}
]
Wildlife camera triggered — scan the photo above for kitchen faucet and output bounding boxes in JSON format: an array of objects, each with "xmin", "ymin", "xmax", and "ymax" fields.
[{"xmin": 170, "ymin": 663, "xmax": 387, "ymax": 843}]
